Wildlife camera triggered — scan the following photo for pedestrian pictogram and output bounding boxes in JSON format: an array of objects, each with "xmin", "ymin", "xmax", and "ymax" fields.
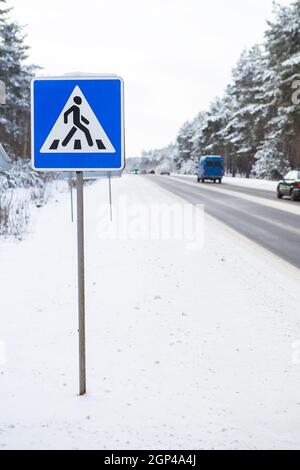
[{"xmin": 40, "ymin": 85, "xmax": 115, "ymax": 153}]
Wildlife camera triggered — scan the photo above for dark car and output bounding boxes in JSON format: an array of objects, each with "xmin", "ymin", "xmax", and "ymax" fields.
[{"xmin": 277, "ymin": 170, "xmax": 300, "ymax": 201}]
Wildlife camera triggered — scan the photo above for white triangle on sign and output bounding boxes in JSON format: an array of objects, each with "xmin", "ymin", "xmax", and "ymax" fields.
[{"xmin": 40, "ymin": 85, "xmax": 116, "ymax": 153}]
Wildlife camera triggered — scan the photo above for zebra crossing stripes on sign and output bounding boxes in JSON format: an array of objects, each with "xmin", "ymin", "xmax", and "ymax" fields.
[{"xmin": 31, "ymin": 76, "xmax": 124, "ymax": 171}]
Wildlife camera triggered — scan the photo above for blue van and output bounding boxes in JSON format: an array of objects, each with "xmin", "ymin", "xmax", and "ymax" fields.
[{"xmin": 197, "ymin": 155, "xmax": 224, "ymax": 184}]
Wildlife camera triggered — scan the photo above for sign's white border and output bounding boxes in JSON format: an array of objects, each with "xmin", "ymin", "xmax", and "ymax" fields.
[{"xmin": 31, "ymin": 75, "xmax": 125, "ymax": 172}]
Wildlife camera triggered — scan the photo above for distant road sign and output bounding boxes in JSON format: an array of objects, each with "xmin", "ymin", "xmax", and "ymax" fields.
[{"xmin": 31, "ymin": 76, "xmax": 125, "ymax": 171}]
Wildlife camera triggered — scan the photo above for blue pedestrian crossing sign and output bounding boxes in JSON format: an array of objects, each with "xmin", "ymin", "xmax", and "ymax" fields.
[{"xmin": 31, "ymin": 76, "xmax": 125, "ymax": 171}]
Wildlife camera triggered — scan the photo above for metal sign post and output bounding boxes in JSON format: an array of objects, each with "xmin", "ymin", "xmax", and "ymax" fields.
[
  {"xmin": 69, "ymin": 173, "xmax": 74, "ymax": 223},
  {"xmin": 108, "ymin": 175, "xmax": 113, "ymax": 221},
  {"xmin": 76, "ymin": 171, "xmax": 86, "ymax": 396}
]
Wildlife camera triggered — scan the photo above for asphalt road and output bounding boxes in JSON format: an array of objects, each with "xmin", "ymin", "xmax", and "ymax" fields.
[{"xmin": 148, "ymin": 175, "xmax": 300, "ymax": 269}]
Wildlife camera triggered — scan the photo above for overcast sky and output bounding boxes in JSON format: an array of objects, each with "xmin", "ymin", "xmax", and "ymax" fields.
[{"xmin": 12, "ymin": 0, "xmax": 292, "ymax": 157}]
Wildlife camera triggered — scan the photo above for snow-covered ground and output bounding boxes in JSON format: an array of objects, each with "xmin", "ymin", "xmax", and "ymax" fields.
[
  {"xmin": 173, "ymin": 173, "xmax": 278, "ymax": 192},
  {"xmin": 222, "ymin": 175, "xmax": 278, "ymax": 191},
  {"xmin": 0, "ymin": 180, "xmax": 68, "ymax": 238},
  {"xmin": 1, "ymin": 175, "xmax": 300, "ymax": 450}
]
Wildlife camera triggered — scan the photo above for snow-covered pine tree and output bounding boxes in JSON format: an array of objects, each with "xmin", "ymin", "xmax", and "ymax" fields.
[
  {"xmin": 253, "ymin": 0, "xmax": 300, "ymax": 178},
  {"xmin": 155, "ymin": 143, "xmax": 177, "ymax": 173},
  {"xmin": 137, "ymin": 143, "xmax": 177, "ymax": 172},
  {"xmin": 0, "ymin": 0, "xmax": 9, "ymax": 20},
  {"xmin": 190, "ymin": 112, "xmax": 206, "ymax": 158},
  {"xmin": 200, "ymin": 96, "xmax": 230, "ymax": 166},
  {"xmin": 253, "ymin": 140, "xmax": 290, "ymax": 180},
  {"xmin": 224, "ymin": 46, "xmax": 266, "ymax": 177},
  {"xmin": 174, "ymin": 120, "xmax": 195, "ymax": 172},
  {"xmin": 0, "ymin": 0, "xmax": 37, "ymax": 159}
]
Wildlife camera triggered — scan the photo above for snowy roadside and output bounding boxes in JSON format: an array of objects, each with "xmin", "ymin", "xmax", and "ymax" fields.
[
  {"xmin": 222, "ymin": 175, "xmax": 278, "ymax": 191},
  {"xmin": 1, "ymin": 175, "xmax": 300, "ymax": 450},
  {"xmin": 0, "ymin": 178, "xmax": 69, "ymax": 239},
  {"xmin": 172, "ymin": 173, "xmax": 278, "ymax": 192}
]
